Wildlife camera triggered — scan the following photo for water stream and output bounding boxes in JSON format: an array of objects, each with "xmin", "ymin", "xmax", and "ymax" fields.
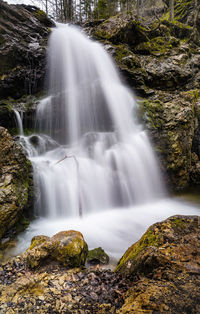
[{"xmin": 13, "ymin": 24, "xmax": 199, "ymax": 258}]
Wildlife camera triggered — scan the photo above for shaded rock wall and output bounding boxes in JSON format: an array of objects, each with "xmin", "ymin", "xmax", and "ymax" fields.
[{"xmin": 0, "ymin": 0, "xmax": 54, "ymax": 99}]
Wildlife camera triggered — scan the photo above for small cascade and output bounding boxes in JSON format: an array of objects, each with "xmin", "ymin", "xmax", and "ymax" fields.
[{"xmin": 14, "ymin": 109, "xmax": 24, "ymax": 136}]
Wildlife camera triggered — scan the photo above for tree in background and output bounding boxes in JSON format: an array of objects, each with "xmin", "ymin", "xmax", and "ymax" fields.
[
  {"xmin": 169, "ymin": 0, "xmax": 174, "ymax": 21},
  {"xmin": 12, "ymin": 0, "xmax": 194, "ymax": 25}
]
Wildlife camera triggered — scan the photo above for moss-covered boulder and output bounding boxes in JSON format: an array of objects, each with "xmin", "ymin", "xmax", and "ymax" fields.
[
  {"xmin": 0, "ymin": 127, "xmax": 32, "ymax": 239},
  {"xmin": 116, "ymin": 215, "xmax": 200, "ymax": 313},
  {"xmin": 94, "ymin": 14, "xmax": 148, "ymax": 48},
  {"xmin": 87, "ymin": 247, "xmax": 109, "ymax": 265},
  {"xmin": 26, "ymin": 230, "xmax": 88, "ymax": 269}
]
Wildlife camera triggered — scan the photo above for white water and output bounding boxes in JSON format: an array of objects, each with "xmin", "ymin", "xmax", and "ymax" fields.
[
  {"xmin": 13, "ymin": 24, "xmax": 199, "ymax": 258},
  {"xmin": 14, "ymin": 109, "xmax": 24, "ymax": 136}
]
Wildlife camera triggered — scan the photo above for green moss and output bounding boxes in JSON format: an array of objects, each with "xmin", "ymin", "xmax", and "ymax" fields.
[
  {"xmin": 33, "ymin": 9, "xmax": 47, "ymax": 23},
  {"xmin": 87, "ymin": 247, "xmax": 109, "ymax": 265},
  {"xmin": 115, "ymin": 226, "xmax": 160, "ymax": 272},
  {"xmin": 138, "ymin": 98, "xmax": 164, "ymax": 130},
  {"xmin": 28, "ymin": 235, "xmax": 49, "ymax": 250},
  {"xmin": 135, "ymin": 36, "xmax": 179, "ymax": 56},
  {"xmin": 171, "ymin": 218, "xmax": 186, "ymax": 230}
]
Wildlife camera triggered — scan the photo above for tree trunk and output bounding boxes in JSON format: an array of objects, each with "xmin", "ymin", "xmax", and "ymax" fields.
[
  {"xmin": 136, "ymin": 0, "xmax": 140, "ymax": 20},
  {"xmin": 169, "ymin": 0, "xmax": 174, "ymax": 21}
]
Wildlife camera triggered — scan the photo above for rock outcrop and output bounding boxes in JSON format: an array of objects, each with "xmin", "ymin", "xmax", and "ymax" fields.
[
  {"xmin": 92, "ymin": 13, "xmax": 200, "ymax": 190},
  {"xmin": 0, "ymin": 127, "xmax": 32, "ymax": 240},
  {"xmin": 0, "ymin": 0, "xmax": 54, "ymax": 99},
  {"xmin": 116, "ymin": 215, "xmax": 200, "ymax": 313}
]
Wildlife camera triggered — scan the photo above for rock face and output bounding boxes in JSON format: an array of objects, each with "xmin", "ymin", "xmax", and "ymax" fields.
[
  {"xmin": 93, "ymin": 14, "xmax": 200, "ymax": 190},
  {"xmin": 0, "ymin": 0, "xmax": 54, "ymax": 99},
  {"xmin": 116, "ymin": 215, "xmax": 200, "ymax": 313},
  {"xmin": 26, "ymin": 230, "xmax": 88, "ymax": 269},
  {"xmin": 0, "ymin": 127, "xmax": 32, "ymax": 239}
]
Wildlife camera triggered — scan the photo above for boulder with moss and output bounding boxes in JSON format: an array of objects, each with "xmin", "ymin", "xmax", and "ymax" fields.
[
  {"xmin": 26, "ymin": 230, "xmax": 88, "ymax": 269},
  {"xmin": 0, "ymin": 127, "xmax": 33, "ymax": 240},
  {"xmin": 87, "ymin": 247, "xmax": 109, "ymax": 265},
  {"xmin": 116, "ymin": 215, "xmax": 200, "ymax": 313}
]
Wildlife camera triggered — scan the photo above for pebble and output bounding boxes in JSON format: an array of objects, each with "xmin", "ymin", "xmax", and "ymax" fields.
[{"xmin": 0, "ymin": 255, "xmax": 130, "ymax": 313}]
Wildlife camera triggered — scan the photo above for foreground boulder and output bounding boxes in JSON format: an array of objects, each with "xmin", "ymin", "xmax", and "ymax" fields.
[
  {"xmin": 26, "ymin": 230, "xmax": 88, "ymax": 269},
  {"xmin": 0, "ymin": 127, "xmax": 32, "ymax": 240},
  {"xmin": 116, "ymin": 215, "xmax": 200, "ymax": 313}
]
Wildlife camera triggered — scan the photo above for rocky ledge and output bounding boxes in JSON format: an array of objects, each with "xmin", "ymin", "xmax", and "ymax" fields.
[{"xmin": 0, "ymin": 215, "xmax": 199, "ymax": 313}]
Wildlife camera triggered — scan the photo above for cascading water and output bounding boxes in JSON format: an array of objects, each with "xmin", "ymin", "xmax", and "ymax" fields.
[
  {"xmin": 14, "ymin": 109, "xmax": 24, "ymax": 136},
  {"xmin": 33, "ymin": 23, "xmax": 165, "ymax": 218},
  {"xmin": 14, "ymin": 24, "xmax": 198, "ymax": 258}
]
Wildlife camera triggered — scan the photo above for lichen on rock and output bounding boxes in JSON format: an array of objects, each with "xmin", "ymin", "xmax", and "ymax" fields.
[
  {"xmin": 26, "ymin": 230, "xmax": 88, "ymax": 269},
  {"xmin": 116, "ymin": 215, "xmax": 200, "ymax": 313},
  {"xmin": 0, "ymin": 127, "xmax": 33, "ymax": 240}
]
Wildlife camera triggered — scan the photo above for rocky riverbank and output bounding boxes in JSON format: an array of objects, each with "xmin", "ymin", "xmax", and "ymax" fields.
[{"xmin": 0, "ymin": 215, "xmax": 199, "ymax": 313}]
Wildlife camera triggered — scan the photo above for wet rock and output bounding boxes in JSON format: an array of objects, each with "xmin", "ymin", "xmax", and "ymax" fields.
[
  {"xmin": 139, "ymin": 90, "xmax": 200, "ymax": 189},
  {"xmin": 0, "ymin": 127, "xmax": 33, "ymax": 240},
  {"xmin": 116, "ymin": 215, "xmax": 200, "ymax": 313},
  {"xmin": 87, "ymin": 247, "xmax": 109, "ymax": 265},
  {"xmin": 0, "ymin": 1, "xmax": 55, "ymax": 99},
  {"xmin": 26, "ymin": 230, "xmax": 88, "ymax": 269}
]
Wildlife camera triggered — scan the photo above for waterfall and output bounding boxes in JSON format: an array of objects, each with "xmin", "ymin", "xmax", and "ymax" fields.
[
  {"xmin": 28, "ymin": 23, "xmax": 165, "ymax": 218},
  {"xmin": 13, "ymin": 24, "xmax": 199, "ymax": 258},
  {"xmin": 14, "ymin": 109, "xmax": 24, "ymax": 136}
]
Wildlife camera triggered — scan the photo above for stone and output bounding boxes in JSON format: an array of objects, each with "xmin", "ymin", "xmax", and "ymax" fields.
[
  {"xmin": 87, "ymin": 247, "xmax": 109, "ymax": 265},
  {"xmin": 0, "ymin": 127, "xmax": 33, "ymax": 240},
  {"xmin": 26, "ymin": 230, "xmax": 88, "ymax": 269},
  {"xmin": 116, "ymin": 215, "xmax": 200, "ymax": 313}
]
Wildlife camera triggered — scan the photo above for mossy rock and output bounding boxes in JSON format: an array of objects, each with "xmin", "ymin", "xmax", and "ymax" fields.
[
  {"xmin": 94, "ymin": 14, "xmax": 148, "ymax": 47},
  {"xmin": 28, "ymin": 235, "xmax": 50, "ymax": 250},
  {"xmin": 26, "ymin": 230, "xmax": 88, "ymax": 269},
  {"xmin": 87, "ymin": 247, "xmax": 109, "ymax": 265},
  {"xmin": 115, "ymin": 215, "xmax": 200, "ymax": 278},
  {"xmin": 134, "ymin": 36, "xmax": 179, "ymax": 56}
]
